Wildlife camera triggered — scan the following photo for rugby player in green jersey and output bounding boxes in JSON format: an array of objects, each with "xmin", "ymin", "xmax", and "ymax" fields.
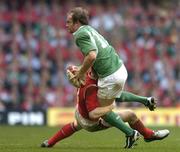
[
  {"xmin": 41, "ymin": 68, "xmax": 169, "ymax": 149},
  {"xmin": 66, "ymin": 7, "xmax": 156, "ymax": 148}
]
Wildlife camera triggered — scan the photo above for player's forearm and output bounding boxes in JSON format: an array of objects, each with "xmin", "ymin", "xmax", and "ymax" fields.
[
  {"xmin": 89, "ymin": 104, "xmax": 114, "ymax": 120},
  {"xmin": 78, "ymin": 50, "xmax": 96, "ymax": 76}
]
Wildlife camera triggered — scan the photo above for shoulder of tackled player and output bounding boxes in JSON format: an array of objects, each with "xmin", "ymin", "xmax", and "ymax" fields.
[{"xmin": 83, "ymin": 84, "xmax": 97, "ymax": 100}]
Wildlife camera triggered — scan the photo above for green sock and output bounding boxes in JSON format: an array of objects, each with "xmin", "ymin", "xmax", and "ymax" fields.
[
  {"xmin": 103, "ymin": 111, "xmax": 133, "ymax": 136},
  {"xmin": 116, "ymin": 91, "xmax": 148, "ymax": 106}
]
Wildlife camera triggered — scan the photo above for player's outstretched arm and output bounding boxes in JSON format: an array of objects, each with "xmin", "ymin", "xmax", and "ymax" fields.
[
  {"xmin": 89, "ymin": 104, "xmax": 114, "ymax": 120},
  {"xmin": 75, "ymin": 50, "xmax": 96, "ymax": 80}
]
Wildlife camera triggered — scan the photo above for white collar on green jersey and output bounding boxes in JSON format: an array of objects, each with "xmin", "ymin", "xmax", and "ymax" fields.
[{"xmin": 73, "ymin": 25, "xmax": 86, "ymax": 35}]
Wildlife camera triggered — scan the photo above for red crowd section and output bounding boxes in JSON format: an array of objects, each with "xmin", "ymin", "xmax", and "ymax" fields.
[{"xmin": 0, "ymin": 0, "xmax": 179, "ymax": 111}]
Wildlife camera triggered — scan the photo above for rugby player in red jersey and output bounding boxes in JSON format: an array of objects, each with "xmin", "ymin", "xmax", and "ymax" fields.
[{"xmin": 41, "ymin": 67, "xmax": 169, "ymax": 148}]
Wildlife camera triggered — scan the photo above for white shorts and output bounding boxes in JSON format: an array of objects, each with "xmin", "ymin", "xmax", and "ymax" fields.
[{"xmin": 97, "ymin": 64, "xmax": 128, "ymax": 99}]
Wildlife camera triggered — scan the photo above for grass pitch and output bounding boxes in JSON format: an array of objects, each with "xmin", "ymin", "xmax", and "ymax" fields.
[{"xmin": 0, "ymin": 126, "xmax": 179, "ymax": 152}]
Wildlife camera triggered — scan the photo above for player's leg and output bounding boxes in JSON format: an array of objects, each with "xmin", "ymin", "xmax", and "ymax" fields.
[
  {"xmin": 99, "ymin": 110, "xmax": 140, "ymax": 149},
  {"xmin": 95, "ymin": 97, "xmax": 135, "ymax": 137},
  {"xmin": 96, "ymin": 65, "xmax": 140, "ymax": 148},
  {"xmin": 118, "ymin": 109, "xmax": 169, "ymax": 142},
  {"xmin": 97, "ymin": 64, "xmax": 134, "ymax": 135},
  {"xmin": 89, "ymin": 98, "xmax": 140, "ymax": 148},
  {"xmin": 90, "ymin": 97, "xmax": 136, "ymax": 136},
  {"xmin": 118, "ymin": 109, "xmax": 154, "ymax": 138},
  {"xmin": 41, "ymin": 120, "xmax": 82, "ymax": 147},
  {"xmin": 101, "ymin": 110, "xmax": 134, "ymax": 136},
  {"xmin": 115, "ymin": 91, "xmax": 157, "ymax": 111}
]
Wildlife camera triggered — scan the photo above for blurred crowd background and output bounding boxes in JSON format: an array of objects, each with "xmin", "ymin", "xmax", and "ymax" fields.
[{"xmin": 0, "ymin": 0, "xmax": 179, "ymax": 111}]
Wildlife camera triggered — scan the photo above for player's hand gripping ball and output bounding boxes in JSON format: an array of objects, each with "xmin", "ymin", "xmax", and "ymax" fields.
[{"xmin": 66, "ymin": 65, "xmax": 85, "ymax": 88}]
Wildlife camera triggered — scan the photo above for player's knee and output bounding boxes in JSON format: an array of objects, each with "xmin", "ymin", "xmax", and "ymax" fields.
[
  {"xmin": 73, "ymin": 120, "xmax": 78, "ymax": 128},
  {"xmin": 73, "ymin": 120, "xmax": 82, "ymax": 131},
  {"xmin": 126, "ymin": 109, "xmax": 138, "ymax": 123}
]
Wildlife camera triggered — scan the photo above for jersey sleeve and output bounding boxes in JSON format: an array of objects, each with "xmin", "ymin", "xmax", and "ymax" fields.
[
  {"xmin": 85, "ymin": 86, "xmax": 99, "ymax": 112},
  {"xmin": 75, "ymin": 32, "xmax": 97, "ymax": 56}
]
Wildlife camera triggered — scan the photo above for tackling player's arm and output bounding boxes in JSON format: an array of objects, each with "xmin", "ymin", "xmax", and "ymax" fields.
[
  {"xmin": 76, "ymin": 50, "xmax": 96, "ymax": 79},
  {"xmin": 85, "ymin": 86, "xmax": 114, "ymax": 120},
  {"xmin": 89, "ymin": 104, "xmax": 114, "ymax": 120},
  {"xmin": 75, "ymin": 32, "xmax": 97, "ymax": 81}
]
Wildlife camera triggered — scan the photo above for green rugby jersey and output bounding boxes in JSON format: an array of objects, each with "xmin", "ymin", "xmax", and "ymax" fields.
[{"xmin": 73, "ymin": 25, "xmax": 122, "ymax": 78}]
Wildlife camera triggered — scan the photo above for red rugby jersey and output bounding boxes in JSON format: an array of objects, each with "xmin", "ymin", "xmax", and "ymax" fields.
[{"xmin": 77, "ymin": 73, "xmax": 100, "ymax": 120}]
